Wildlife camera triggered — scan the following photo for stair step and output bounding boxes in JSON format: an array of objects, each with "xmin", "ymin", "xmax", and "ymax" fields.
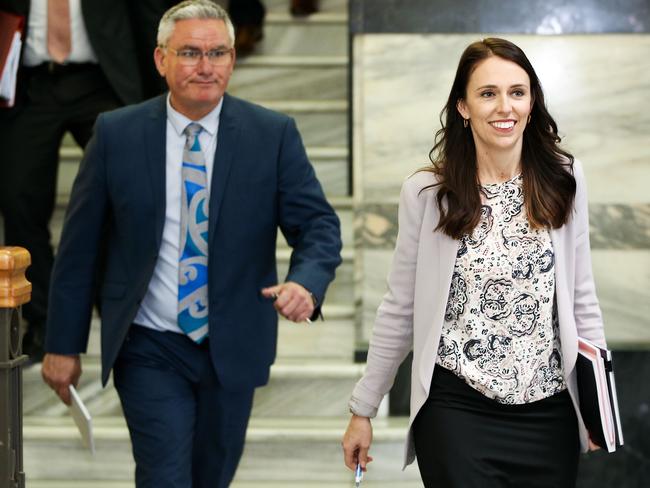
[
  {"xmin": 255, "ymin": 16, "xmax": 347, "ymax": 57},
  {"xmin": 24, "ymin": 355, "xmax": 362, "ymax": 419},
  {"xmin": 280, "ymin": 313, "xmax": 357, "ymax": 361},
  {"xmin": 29, "ymin": 482, "xmax": 424, "ymax": 488},
  {"xmin": 254, "ymin": 359, "xmax": 363, "ymax": 417},
  {"xmin": 253, "ymin": 99, "xmax": 347, "ymax": 112},
  {"xmin": 23, "ymin": 417, "xmax": 419, "ymax": 483},
  {"xmin": 236, "ymin": 55, "xmax": 347, "ymax": 67},
  {"xmin": 230, "ymin": 61, "xmax": 347, "ymax": 101},
  {"xmin": 266, "ymin": 12, "xmax": 348, "ymax": 23},
  {"xmin": 265, "ymin": 0, "xmax": 348, "ymax": 15}
]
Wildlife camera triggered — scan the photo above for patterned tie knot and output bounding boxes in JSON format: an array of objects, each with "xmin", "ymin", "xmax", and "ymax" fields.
[{"xmin": 184, "ymin": 123, "xmax": 203, "ymax": 152}]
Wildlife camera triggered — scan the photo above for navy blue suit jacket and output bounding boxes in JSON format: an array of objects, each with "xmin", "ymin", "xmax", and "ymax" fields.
[{"xmin": 46, "ymin": 94, "xmax": 342, "ymax": 389}]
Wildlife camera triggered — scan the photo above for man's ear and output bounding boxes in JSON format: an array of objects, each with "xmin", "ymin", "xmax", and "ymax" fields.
[
  {"xmin": 456, "ymin": 98, "xmax": 469, "ymax": 120},
  {"xmin": 154, "ymin": 47, "xmax": 167, "ymax": 77}
]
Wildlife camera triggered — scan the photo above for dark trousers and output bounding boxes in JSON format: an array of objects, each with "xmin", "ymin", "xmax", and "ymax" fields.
[
  {"xmin": 113, "ymin": 326, "xmax": 255, "ymax": 488},
  {"xmin": 413, "ymin": 367, "xmax": 580, "ymax": 488},
  {"xmin": 0, "ymin": 63, "xmax": 120, "ymax": 343}
]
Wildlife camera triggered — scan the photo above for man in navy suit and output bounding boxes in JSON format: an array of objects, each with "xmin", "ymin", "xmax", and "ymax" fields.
[{"xmin": 40, "ymin": 1, "xmax": 342, "ymax": 486}]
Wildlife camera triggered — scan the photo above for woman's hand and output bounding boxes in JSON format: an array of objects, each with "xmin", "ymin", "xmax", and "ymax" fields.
[
  {"xmin": 588, "ymin": 436, "xmax": 602, "ymax": 451},
  {"xmin": 342, "ymin": 414, "xmax": 374, "ymax": 471}
]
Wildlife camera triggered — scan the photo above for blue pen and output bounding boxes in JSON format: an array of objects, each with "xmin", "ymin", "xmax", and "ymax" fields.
[{"xmin": 355, "ymin": 462, "xmax": 363, "ymax": 487}]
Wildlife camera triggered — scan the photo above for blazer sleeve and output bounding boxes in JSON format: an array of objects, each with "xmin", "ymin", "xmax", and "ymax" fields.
[
  {"xmin": 572, "ymin": 159, "xmax": 607, "ymax": 348},
  {"xmin": 45, "ymin": 114, "xmax": 110, "ymax": 354},
  {"xmin": 349, "ymin": 174, "xmax": 428, "ymax": 417},
  {"xmin": 276, "ymin": 117, "xmax": 342, "ymax": 310}
]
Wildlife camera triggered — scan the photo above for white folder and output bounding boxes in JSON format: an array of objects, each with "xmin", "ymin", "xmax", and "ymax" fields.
[{"xmin": 68, "ymin": 384, "xmax": 96, "ymax": 455}]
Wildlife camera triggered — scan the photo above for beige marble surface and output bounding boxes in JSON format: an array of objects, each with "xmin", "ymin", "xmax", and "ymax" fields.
[{"xmin": 354, "ymin": 34, "xmax": 650, "ymax": 203}]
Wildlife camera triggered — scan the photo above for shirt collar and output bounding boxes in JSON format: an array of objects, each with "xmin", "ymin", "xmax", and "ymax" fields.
[{"xmin": 166, "ymin": 94, "xmax": 223, "ymax": 137}]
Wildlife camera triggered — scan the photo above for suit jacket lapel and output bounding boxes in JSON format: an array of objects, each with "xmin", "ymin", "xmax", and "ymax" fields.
[
  {"xmin": 144, "ymin": 95, "xmax": 168, "ymax": 249},
  {"xmin": 209, "ymin": 94, "xmax": 240, "ymax": 248}
]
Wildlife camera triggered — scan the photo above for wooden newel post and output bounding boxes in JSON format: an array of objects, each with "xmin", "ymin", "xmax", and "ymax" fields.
[{"xmin": 0, "ymin": 247, "xmax": 31, "ymax": 488}]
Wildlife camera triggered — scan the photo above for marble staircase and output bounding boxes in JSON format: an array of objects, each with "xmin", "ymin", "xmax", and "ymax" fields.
[{"xmin": 21, "ymin": 0, "xmax": 422, "ymax": 486}]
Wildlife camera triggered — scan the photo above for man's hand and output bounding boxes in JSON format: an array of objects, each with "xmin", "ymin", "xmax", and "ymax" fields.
[
  {"xmin": 342, "ymin": 414, "xmax": 374, "ymax": 471},
  {"xmin": 261, "ymin": 281, "xmax": 315, "ymax": 323},
  {"xmin": 41, "ymin": 353, "xmax": 82, "ymax": 405}
]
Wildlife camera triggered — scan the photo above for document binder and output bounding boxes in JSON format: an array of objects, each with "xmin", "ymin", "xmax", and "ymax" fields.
[
  {"xmin": 576, "ymin": 337, "xmax": 623, "ymax": 453},
  {"xmin": 0, "ymin": 10, "xmax": 24, "ymax": 108}
]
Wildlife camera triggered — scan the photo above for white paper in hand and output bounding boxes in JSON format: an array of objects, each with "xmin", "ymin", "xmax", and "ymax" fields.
[{"xmin": 68, "ymin": 384, "xmax": 95, "ymax": 455}]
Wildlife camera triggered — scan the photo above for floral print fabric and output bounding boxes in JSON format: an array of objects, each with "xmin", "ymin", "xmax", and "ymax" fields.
[{"xmin": 436, "ymin": 174, "xmax": 566, "ymax": 404}]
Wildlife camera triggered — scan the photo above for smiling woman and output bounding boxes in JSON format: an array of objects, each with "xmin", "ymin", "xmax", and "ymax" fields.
[
  {"xmin": 342, "ymin": 38, "xmax": 608, "ymax": 488},
  {"xmin": 427, "ymin": 37, "xmax": 577, "ymax": 238}
]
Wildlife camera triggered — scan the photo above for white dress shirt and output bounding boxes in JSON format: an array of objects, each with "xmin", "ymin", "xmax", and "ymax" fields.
[
  {"xmin": 22, "ymin": 0, "xmax": 98, "ymax": 66},
  {"xmin": 134, "ymin": 94, "xmax": 222, "ymax": 334}
]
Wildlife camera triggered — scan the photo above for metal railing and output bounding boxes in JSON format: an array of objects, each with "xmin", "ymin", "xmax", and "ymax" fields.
[{"xmin": 0, "ymin": 247, "xmax": 31, "ymax": 488}]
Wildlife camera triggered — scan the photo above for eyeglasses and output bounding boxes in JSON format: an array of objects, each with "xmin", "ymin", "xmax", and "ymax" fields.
[{"xmin": 166, "ymin": 47, "xmax": 233, "ymax": 66}]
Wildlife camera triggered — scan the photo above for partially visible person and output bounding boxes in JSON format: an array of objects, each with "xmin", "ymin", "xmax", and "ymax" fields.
[
  {"xmin": 342, "ymin": 37, "xmax": 606, "ymax": 487},
  {"xmin": 41, "ymin": 1, "xmax": 341, "ymax": 486},
  {"xmin": 0, "ymin": 0, "xmax": 170, "ymax": 362},
  {"xmin": 228, "ymin": 0, "xmax": 320, "ymax": 56},
  {"xmin": 128, "ymin": 0, "xmax": 180, "ymax": 99},
  {"xmin": 289, "ymin": 0, "xmax": 318, "ymax": 16},
  {"xmin": 228, "ymin": 0, "xmax": 265, "ymax": 55}
]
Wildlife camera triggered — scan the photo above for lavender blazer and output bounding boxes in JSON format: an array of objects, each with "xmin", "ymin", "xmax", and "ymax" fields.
[{"xmin": 350, "ymin": 159, "xmax": 606, "ymax": 467}]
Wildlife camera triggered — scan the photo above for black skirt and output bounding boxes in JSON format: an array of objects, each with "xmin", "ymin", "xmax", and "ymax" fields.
[{"xmin": 412, "ymin": 366, "xmax": 580, "ymax": 488}]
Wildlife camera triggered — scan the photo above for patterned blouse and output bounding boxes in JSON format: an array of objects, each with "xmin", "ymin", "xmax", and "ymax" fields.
[{"xmin": 436, "ymin": 174, "xmax": 566, "ymax": 404}]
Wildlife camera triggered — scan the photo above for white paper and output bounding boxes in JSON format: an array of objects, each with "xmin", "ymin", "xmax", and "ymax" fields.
[
  {"xmin": 0, "ymin": 31, "xmax": 22, "ymax": 106},
  {"xmin": 68, "ymin": 384, "xmax": 96, "ymax": 455}
]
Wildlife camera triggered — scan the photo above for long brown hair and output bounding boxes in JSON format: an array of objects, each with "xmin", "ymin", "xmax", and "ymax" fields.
[{"xmin": 423, "ymin": 38, "xmax": 576, "ymax": 239}]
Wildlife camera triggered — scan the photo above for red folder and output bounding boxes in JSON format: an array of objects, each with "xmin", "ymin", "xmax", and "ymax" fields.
[{"xmin": 0, "ymin": 10, "xmax": 25, "ymax": 108}]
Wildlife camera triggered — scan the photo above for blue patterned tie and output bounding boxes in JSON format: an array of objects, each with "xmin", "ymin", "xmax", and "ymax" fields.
[{"xmin": 178, "ymin": 123, "xmax": 209, "ymax": 342}]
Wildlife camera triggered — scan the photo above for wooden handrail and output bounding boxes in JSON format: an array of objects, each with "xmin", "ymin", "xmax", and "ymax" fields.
[{"xmin": 0, "ymin": 247, "xmax": 31, "ymax": 309}]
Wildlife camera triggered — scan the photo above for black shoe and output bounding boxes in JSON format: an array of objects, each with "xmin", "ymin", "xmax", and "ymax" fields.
[
  {"xmin": 290, "ymin": 0, "xmax": 319, "ymax": 16},
  {"xmin": 235, "ymin": 23, "xmax": 264, "ymax": 57}
]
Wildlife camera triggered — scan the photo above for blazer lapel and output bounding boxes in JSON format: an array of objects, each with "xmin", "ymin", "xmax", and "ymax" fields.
[
  {"xmin": 416, "ymin": 203, "xmax": 459, "ymax": 393},
  {"xmin": 549, "ymin": 226, "xmax": 578, "ymax": 375},
  {"xmin": 143, "ymin": 95, "xmax": 168, "ymax": 248},
  {"xmin": 208, "ymin": 94, "xmax": 240, "ymax": 248},
  {"xmin": 422, "ymin": 231, "xmax": 459, "ymax": 392}
]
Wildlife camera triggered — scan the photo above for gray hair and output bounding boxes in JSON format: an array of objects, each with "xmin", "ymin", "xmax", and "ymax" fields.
[{"xmin": 157, "ymin": 0, "xmax": 235, "ymax": 47}]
